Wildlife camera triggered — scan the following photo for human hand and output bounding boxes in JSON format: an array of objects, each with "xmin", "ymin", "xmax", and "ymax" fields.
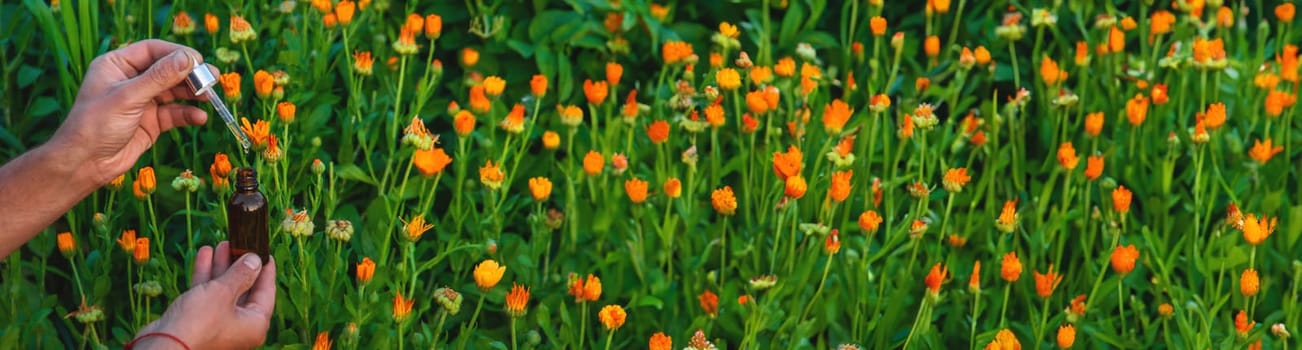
[
  {"xmin": 50, "ymin": 39, "xmax": 217, "ymax": 186},
  {"xmin": 133, "ymin": 242, "xmax": 276, "ymax": 350}
]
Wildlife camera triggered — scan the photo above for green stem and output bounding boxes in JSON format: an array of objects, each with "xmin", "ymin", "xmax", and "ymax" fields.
[{"xmin": 998, "ymin": 283, "xmax": 1011, "ymax": 328}]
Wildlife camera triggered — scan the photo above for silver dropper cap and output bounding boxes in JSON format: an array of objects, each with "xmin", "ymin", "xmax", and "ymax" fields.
[{"xmin": 185, "ymin": 61, "xmax": 218, "ymax": 96}]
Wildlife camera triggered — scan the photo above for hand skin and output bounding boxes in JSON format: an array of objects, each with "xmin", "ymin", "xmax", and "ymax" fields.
[
  {"xmin": 0, "ymin": 39, "xmax": 215, "ymax": 257},
  {"xmin": 133, "ymin": 242, "xmax": 277, "ymax": 349}
]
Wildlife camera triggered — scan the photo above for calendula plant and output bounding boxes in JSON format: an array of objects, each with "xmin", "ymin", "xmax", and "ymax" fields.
[{"xmin": 2, "ymin": 0, "xmax": 1301, "ymax": 349}]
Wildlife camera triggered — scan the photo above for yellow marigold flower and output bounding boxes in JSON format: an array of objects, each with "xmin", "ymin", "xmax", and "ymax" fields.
[
  {"xmin": 771, "ymin": 145, "xmax": 803, "ymax": 180},
  {"xmin": 943, "ymin": 167, "xmax": 971, "ymax": 193},
  {"xmin": 335, "ymin": 1, "xmax": 356, "ymax": 25},
  {"xmin": 413, "ymin": 148, "xmax": 453, "ymax": 177},
  {"xmin": 582, "ymin": 151, "xmax": 604, "ymax": 176},
  {"xmin": 858, "ymin": 210, "xmax": 883, "ymax": 233},
  {"xmin": 1000, "ymin": 251, "xmax": 1022, "ymax": 282},
  {"xmin": 1241, "ymin": 268, "xmax": 1259, "ymax": 297},
  {"xmin": 718, "ymin": 21, "xmax": 739, "ymax": 38},
  {"xmin": 1034, "ymin": 265, "xmax": 1063, "ymax": 298},
  {"xmin": 1080, "ymin": 111, "xmax": 1103, "ymax": 137},
  {"xmin": 598, "ymin": 304, "xmax": 627, "ymax": 330},
  {"xmin": 116, "ymin": 229, "xmax": 137, "ymax": 253},
  {"xmin": 711, "ymin": 186, "xmax": 737, "ymax": 216},
  {"xmin": 584, "ymin": 79, "xmax": 609, "ymax": 104},
  {"xmin": 784, "ymin": 174, "xmax": 807, "ymax": 199},
  {"xmin": 400, "ymin": 214, "xmax": 434, "ymax": 242},
  {"xmin": 133, "ymin": 237, "xmax": 150, "ymax": 264},
  {"xmin": 1112, "ymin": 185, "xmax": 1133, "ymax": 214},
  {"xmin": 625, "ymin": 177, "xmax": 649, "ymax": 204},
  {"xmin": 969, "ymin": 260, "xmax": 982, "ymax": 292},
  {"xmin": 775, "ymin": 57, "xmax": 797, "ymax": 77},
  {"xmin": 505, "ymin": 283, "xmax": 530, "ymax": 317},
  {"xmin": 985, "ymin": 329, "xmax": 1020, "ymax": 350},
  {"xmin": 483, "ymin": 76, "xmax": 506, "ymax": 97},
  {"xmin": 717, "ymin": 68, "xmax": 741, "ymax": 90},
  {"xmin": 356, "ymin": 257, "xmax": 375, "ymax": 284},
  {"xmin": 1040, "ymin": 56, "xmax": 1067, "ymax": 85},
  {"xmin": 56, "ymin": 232, "xmax": 75, "ymax": 255},
  {"xmin": 1249, "ymin": 136, "xmax": 1281, "ymax": 162},
  {"xmin": 995, "ymin": 200, "xmax": 1017, "ymax": 233},
  {"xmin": 1110, "ymin": 244, "xmax": 1140, "ymax": 275},
  {"xmin": 829, "ymin": 170, "xmax": 853, "ymax": 203},
  {"xmin": 1235, "ymin": 310, "xmax": 1254, "ymax": 335},
  {"xmin": 649, "ymin": 332, "xmax": 672, "ymax": 350},
  {"xmin": 528, "ymin": 177, "xmax": 552, "ymax": 201},
  {"xmin": 133, "ymin": 166, "xmax": 156, "ymax": 198},
  {"xmin": 109, "ymin": 173, "xmax": 127, "ymax": 191},
  {"xmin": 1241, "ymin": 214, "xmax": 1277, "ymax": 246},
  {"xmin": 473, "ymin": 259, "xmax": 506, "ymax": 291},
  {"xmin": 1057, "ymin": 142, "xmax": 1079, "ymax": 170},
  {"xmin": 1085, "ymin": 155, "xmax": 1104, "ymax": 181},
  {"xmin": 663, "ymin": 178, "xmax": 682, "ymax": 199},
  {"xmin": 462, "ymin": 47, "xmax": 480, "ymax": 67},
  {"xmin": 1057, "ymin": 324, "xmax": 1076, "ymax": 348},
  {"xmin": 924, "ymin": 35, "xmax": 940, "ymax": 58},
  {"xmin": 823, "ymin": 99, "xmax": 852, "ymax": 135},
  {"xmin": 425, "ymin": 13, "xmax": 443, "ymax": 39},
  {"xmin": 1126, "ymin": 94, "xmax": 1149, "ymax": 126},
  {"xmin": 924, "ymin": 262, "xmax": 949, "ymax": 295},
  {"xmin": 479, "ymin": 160, "xmax": 504, "ymax": 190},
  {"xmin": 542, "ymin": 130, "xmax": 560, "ymax": 150},
  {"xmin": 392, "ymin": 292, "xmax": 414, "ymax": 322},
  {"xmin": 870, "ymin": 16, "xmax": 887, "ymax": 36}
]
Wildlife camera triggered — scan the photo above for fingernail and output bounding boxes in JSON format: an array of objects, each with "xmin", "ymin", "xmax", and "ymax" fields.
[
  {"xmin": 171, "ymin": 51, "xmax": 194, "ymax": 71},
  {"xmin": 242, "ymin": 254, "xmax": 262, "ymax": 270}
]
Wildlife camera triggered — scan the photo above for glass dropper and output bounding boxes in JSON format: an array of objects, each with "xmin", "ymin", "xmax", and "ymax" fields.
[{"xmin": 185, "ymin": 61, "xmax": 252, "ymax": 153}]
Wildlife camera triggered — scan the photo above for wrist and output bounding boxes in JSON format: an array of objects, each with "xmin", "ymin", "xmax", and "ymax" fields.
[
  {"xmin": 37, "ymin": 135, "xmax": 101, "ymax": 190},
  {"xmin": 126, "ymin": 332, "xmax": 191, "ymax": 350}
]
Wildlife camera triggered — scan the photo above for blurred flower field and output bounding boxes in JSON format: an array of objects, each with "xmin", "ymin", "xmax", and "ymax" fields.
[{"xmin": 1, "ymin": 0, "xmax": 1301, "ymax": 348}]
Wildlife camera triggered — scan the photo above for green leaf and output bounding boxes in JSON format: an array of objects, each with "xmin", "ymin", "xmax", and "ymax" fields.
[
  {"xmin": 336, "ymin": 164, "xmax": 377, "ymax": 185},
  {"xmin": 508, "ymin": 39, "xmax": 535, "ymax": 58},
  {"xmin": 16, "ymin": 65, "xmax": 41, "ymax": 88},
  {"xmin": 1287, "ymin": 205, "xmax": 1302, "ymax": 249},
  {"xmin": 28, "ymin": 96, "xmax": 59, "ymax": 117},
  {"xmin": 630, "ymin": 294, "xmax": 664, "ymax": 310},
  {"xmin": 778, "ymin": 0, "xmax": 806, "ymax": 49}
]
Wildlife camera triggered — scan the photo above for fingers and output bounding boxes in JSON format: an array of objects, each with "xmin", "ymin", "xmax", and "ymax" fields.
[
  {"xmin": 213, "ymin": 241, "xmax": 232, "ymax": 277},
  {"xmin": 155, "ymin": 104, "xmax": 209, "ymax": 132},
  {"xmin": 191, "ymin": 246, "xmax": 214, "ymax": 287},
  {"xmin": 211, "ymin": 253, "xmax": 263, "ymax": 302},
  {"xmin": 241, "ymin": 257, "xmax": 277, "ymax": 317},
  {"xmin": 100, "ymin": 39, "xmax": 199, "ymax": 77},
  {"xmin": 119, "ymin": 47, "xmax": 201, "ymax": 104}
]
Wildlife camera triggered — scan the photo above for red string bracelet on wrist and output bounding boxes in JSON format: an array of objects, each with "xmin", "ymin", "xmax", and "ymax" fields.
[{"xmin": 123, "ymin": 332, "xmax": 191, "ymax": 350}]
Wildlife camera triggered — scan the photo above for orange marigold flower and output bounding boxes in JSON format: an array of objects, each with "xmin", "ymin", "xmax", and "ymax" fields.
[
  {"xmin": 625, "ymin": 177, "xmax": 649, "ymax": 204},
  {"xmin": 542, "ymin": 130, "xmax": 560, "ymax": 150},
  {"xmin": 1000, "ymin": 251, "xmax": 1022, "ymax": 283},
  {"xmin": 116, "ymin": 229, "xmax": 137, "ymax": 253},
  {"xmin": 1107, "ymin": 25, "xmax": 1125, "ymax": 53},
  {"xmin": 527, "ymin": 177, "xmax": 553, "ymax": 201},
  {"xmin": 400, "ymin": 214, "xmax": 434, "ymax": 242},
  {"xmin": 413, "ymin": 148, "xmax": 453, "ymax": 177},
  {"xmin": 172, "ymin": 12, "xmax": 196, "ymax": 35},
  {"xmin": 942, "ymin": 167, "xmax": 970, "ymax": 193},
  {"xmin": 56, "ymin": 232, "xmax": 75, "ymax": 255},
  {"xmin": 823, "ymin": 99, "xmax": 853, "ymax": 135},
  {"xmin": 501, "ymin": 104, "xmax": 526, "ymax": 134},
  {"xmin": 1217, "ymin": 6, "xmax": 1234, "ymax": 27},
  {"xmin": 924, "ymin": 35, "xmax": 940, "ymax": 58},
  {"xmin": 985, "ymin": 329, "xmax": 1020, "ymax": 350},
  {"xmin": 704, "ymin": 103, "xmax": 726, "ymax": 128},
  {"xmin": 1241, "ymin": 268, "xmax": 1259, "ymax": 297},
  {"xmin": 1151, "ymin": 83, "xmax": 1169, "ymax": 105},
  {"xmin": 1110, "ymin": 244, "xmax": 1140, "ymax": 275},
  {"xmin": 698, "ymin": 290, "xmax": 719, "ymax": 318},
  {"xmin": 1034, "ymin": 265, "xmax": 1063, "ymax": 298},
  {"xmin": 870, "ymin": 16, "xmax": 887, "ymax": 36},
  {"xmin": 1150, "ymin": 10, "xmax": 1176, "ymax": 36},
  {"xmin": 392, "ymin": 292, "xmax": 414, "ymax": 322},
  {"xmin": 924, "ymin": 262, "xmax": 949, "ymax": 295},
  {"xmin": 1192, "ymin": 38, "xmax": 1227, "ymax": 66},
  {"xmin": 454, "ymin": 110, "xmax": 476, "ymax": 137},
  {"xmin": 323, "ymin": 13, "xmax": 338, "ymax": 28},
  {"xmin": 229, "ymin": 15, "xmax": 257, "ymax": 43},
  {"xmin": 133, "ymin": 237, "xmax": 150, "ymax": 264},
  {"xmin": 1265, "ymin": 89, "xmax": 1296, "ymax": 117},
  {"xmin": 974, "ymin": 46, "xmax": 992, "ymax": 65},
  {"xmin": 1057, "ymin": 324, "xmax": 1076, "ymax": 348},
  {"xmin": 995, "ymin": 199, "xmax": 1017, "ymax": 233},
  {"xmin": 775, "ymin": 57, "xmax": 797, "ymax": 77},
  {"xmin": 969, "ymin": 260, "xmax": 982, "ymax": 292},
  {"xmin": 1125, "ymin": 94, "xmax": 1149, "ymax": 126},
  {"xmin": 356, "ymin": 257, "xmax": 375, "ymax": 284},
  {"xmin": 749, "ymin": 66, "xmax": 773, "ymax": 85},
  {"xmin": 479, "ymin": 160, "xmax": 505, "ymax": 190},
  {"xmin": 649, "ymin": 332, "xmax": 672, "ymax": 350},
  {"xmin": 784, "ymin": 175, "xmax": 808, "ymax": 199},
  {"xmin": 647, "ymin": 120, "xmax": 670, "ymax": 144},
  {"xmin": 1074, "ymin": 41, "xmax": 1090, "ymax": 66},
  {"xmin": 482, "ymin": 75, "xmax": 506, "ymax": 97},
  {"xmin": 210, "ymin": 153, "xmax": 232, "ymax": 190},
  {"xmin": 1040, "ymin": 56, "xmax": 1067, "ymax": 85},
  {"xmin": 915, "ymin": 77, "xmax": 931, "ymax": 93},
  {"xmin": 473, "ymin": 259, "xmax": 506, "ymax": 291},
  {"xmin": 824, "ymin": 229, "xmax": 842, "ymax": 255},
  {"xmin": 1241, "ymin": 214, "xmax": 1277, "ymax": 246},
  {"xmin": 1235, "ymin": 310, "xmax": 1254, "ymax": 335},
  {"xmin": 583, "ymin": 151, "xmax": 604, "ymax": 176},
  {"xmin": 899, "ymin": 114, "xmax": 915, "ymax": 139},
  {"xmin": 219, "ymin": 72, "xmax": 242, "ymax": 101},
  {"xmin": 313, "ymin": 332, "xmax": 332, "ymax": 350},
  {"xmin": 663, "ymin": 178, "xmax": 682, "ymax": 199},
  {"xmin": 531, "ymin": 74, "xmax": 548, "ymax": 97},
  {"xmin": 425, "ymin": 13, "xmax": 443, "ymax": 38},
  {"xmin": 205, "ymin": 13, "xmax": 219, "ymax": 34},
  {"xmin": 133, "ymin": 166, "xmax": 156, "ymax": 198},
  {"xmin": 584, "ymin": 79, "xmax": 609, "ymax": 104},
  {"xmin": 828, "ymin": 170, "xmax": 853, "ymax": 202},
  {"xmin": 717, "ymin": 68, "xmax": 741, "ymax": 90},
  {"xmin": 276, "ymin": 102, "xmax": 296, "ymax": 124},
  {"xmin": 353, "ymin": 51, "xmax": 374, "ymax": 75},
  {"xmin": 1278, "ymin": 3, "xmax": 1296, "ymax": 21},
  {"xmin": 1057, "ymin": 142, "xmax": 1079, "ymax": 170},
  {"xmin": 1084, "ymin": 111, "xmax": 1104, "ymax": 137},
  {"xmin": 238, "ymin": 118, "xmax": 271, "ymax": 150},
  {"xmin": 392, "ymin": 27, "xmax": 419, "ymax": 55},
  {"xmin": 598, "ymin": 305, "xmax": 626, "ymax": 331},
  {"xmin": 1085, "ymin": 155, "xmax": 1104, "ymax": 180},
  {"xmin": 711, "ymin": 186, "xmax": 737, "ymax": 216},
  {"xmin": 335, "ymin": 1, "xmax": 356, "ymax": 25},
  {"xmin": 772, "ymin": 145, "xmax": 803, "ymax": 180},
  {"xmin": 1112, "ymin": 185, "xmax": 1133, "ymax": 214},
  {"xmin": 745, "ymin": 90, "xmax": 770, "ymax": 114},
  {"xmin": 1204, "ymin": 102, "xmax": 1226, "ymax": 130},
  {"xmin": 662, "ymin": 41, "xmax": 694, "ymax": 65},
  {"xmin": 462, "ymin": 47, "xmax": 480, "ymax": 67},
  {"xmin": 858, "ymin": 210, "xmax": 883, "ymax": 233},
  {"xmin": 505, "ymin": 284, "xmax": 530, "ymax": 317}
]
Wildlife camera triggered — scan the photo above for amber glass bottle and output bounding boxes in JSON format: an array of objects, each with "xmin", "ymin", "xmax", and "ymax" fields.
[{"xmin": 228, "ymin": 167, "xmax": 269, "ymax": 263}]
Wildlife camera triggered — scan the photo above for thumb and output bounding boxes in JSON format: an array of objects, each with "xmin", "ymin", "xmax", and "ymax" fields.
[
  {"xmin": 212, "ymin": 253, "xmax": 263, "ymax": 301},
  {"xmin": 122, "ymin": 49, "xmax": 198, "ymax": 101}
]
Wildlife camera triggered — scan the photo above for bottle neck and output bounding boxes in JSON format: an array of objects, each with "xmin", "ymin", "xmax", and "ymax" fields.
[{"xmin": 235, "ymin": 167, "xmax": 258, "ymax": 192}]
